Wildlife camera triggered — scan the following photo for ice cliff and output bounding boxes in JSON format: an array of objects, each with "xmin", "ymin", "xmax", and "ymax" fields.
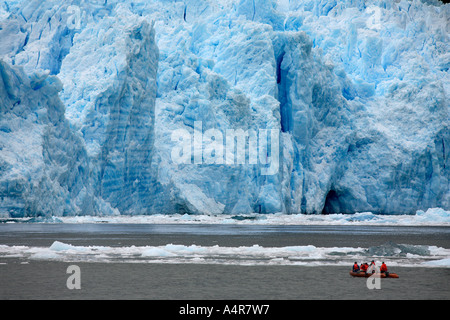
[{"xmin": 0, "ymin": 0, "xmax": 448, "ymax": 216}]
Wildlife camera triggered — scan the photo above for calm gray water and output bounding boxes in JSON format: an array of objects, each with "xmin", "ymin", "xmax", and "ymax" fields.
[{"xmin": 0, "ymin": 224, "xmax": 449, "ymax": 300}]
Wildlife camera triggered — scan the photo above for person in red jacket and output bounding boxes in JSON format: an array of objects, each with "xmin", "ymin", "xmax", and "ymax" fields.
[
  {"xmin": 360, "ymin": 262, "xmax": 369, "ymax": 274},
  {"xmin": 380, "ymin": 262, "xmax": 388, "ymax": 273},
  {"xmin": 352, "ymin": 262, "xmax": 360, "ymax": 272}
]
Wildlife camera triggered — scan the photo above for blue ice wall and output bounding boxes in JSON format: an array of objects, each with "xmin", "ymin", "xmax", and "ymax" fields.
[{"xmin": 0, "ymin": 0, "xmax": 448, "ymax": 216}]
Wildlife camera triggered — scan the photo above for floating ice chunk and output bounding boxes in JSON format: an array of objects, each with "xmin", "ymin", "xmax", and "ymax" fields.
[
  {"xmin": 423, "ymin": 258, "xmax": 450, "ymax": 268},
  {"xmin": 49, "ymin": 241, "xmax": 79, "ymax": 251},
  {"xmin": 141, "ymin": 247, "xmax": 176, "ymax": 257}
]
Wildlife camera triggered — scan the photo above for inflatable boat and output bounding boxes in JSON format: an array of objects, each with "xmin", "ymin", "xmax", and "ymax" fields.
[{"xmin": 349, "ymin": 271, "xmax": 399, "ymax": 278}]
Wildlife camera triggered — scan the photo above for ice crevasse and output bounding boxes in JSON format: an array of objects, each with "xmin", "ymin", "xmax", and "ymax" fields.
[{"xmin": 0, "ymin": 0, "xmax": 448, "ymax": 217}]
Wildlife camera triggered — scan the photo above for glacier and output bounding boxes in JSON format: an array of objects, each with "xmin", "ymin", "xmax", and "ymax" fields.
[{"xmin": 0, "ymin": 0, "xmax": 448, "ymax": 217}]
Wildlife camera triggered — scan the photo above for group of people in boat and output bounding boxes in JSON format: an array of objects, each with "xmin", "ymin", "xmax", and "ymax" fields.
[{"xmin": 352, "ymin": 260, "xmax": 389, "ymax": 276}]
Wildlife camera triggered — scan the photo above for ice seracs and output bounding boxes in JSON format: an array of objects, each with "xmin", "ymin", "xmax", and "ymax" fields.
[
  {"xmin": 59, "ymin": 5, "xmax": 159, "ymax": 215},
  {"xmin": 0, "ymin": 0, "xmax": 448, "ymax": 216}
]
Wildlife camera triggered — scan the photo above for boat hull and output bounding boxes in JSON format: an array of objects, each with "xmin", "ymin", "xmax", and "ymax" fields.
[{"xmin": 349, "ymin": 271, "xmax": 399, "ymax": 278}]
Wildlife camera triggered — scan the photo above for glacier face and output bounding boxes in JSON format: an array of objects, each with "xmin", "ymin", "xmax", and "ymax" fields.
[
  {"xmin": 59, "ymin": 5, "xmax": 159, "ymax": 215},
  {"xmin": 0, "ymin": 0, "xmax": 448, "ymax": 217}
]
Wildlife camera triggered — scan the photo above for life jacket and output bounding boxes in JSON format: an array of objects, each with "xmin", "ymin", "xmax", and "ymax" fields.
[
  {"xmin": 360, "ymin": 264, "xmax": 368, "ymax": 271},
  {"xmin": 380, "ymin": 263, "xmax": 388, "ymax": 272},
  {"xmin": 353, "ymin": 263, "xmax": 359, "ymax": 271}
]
